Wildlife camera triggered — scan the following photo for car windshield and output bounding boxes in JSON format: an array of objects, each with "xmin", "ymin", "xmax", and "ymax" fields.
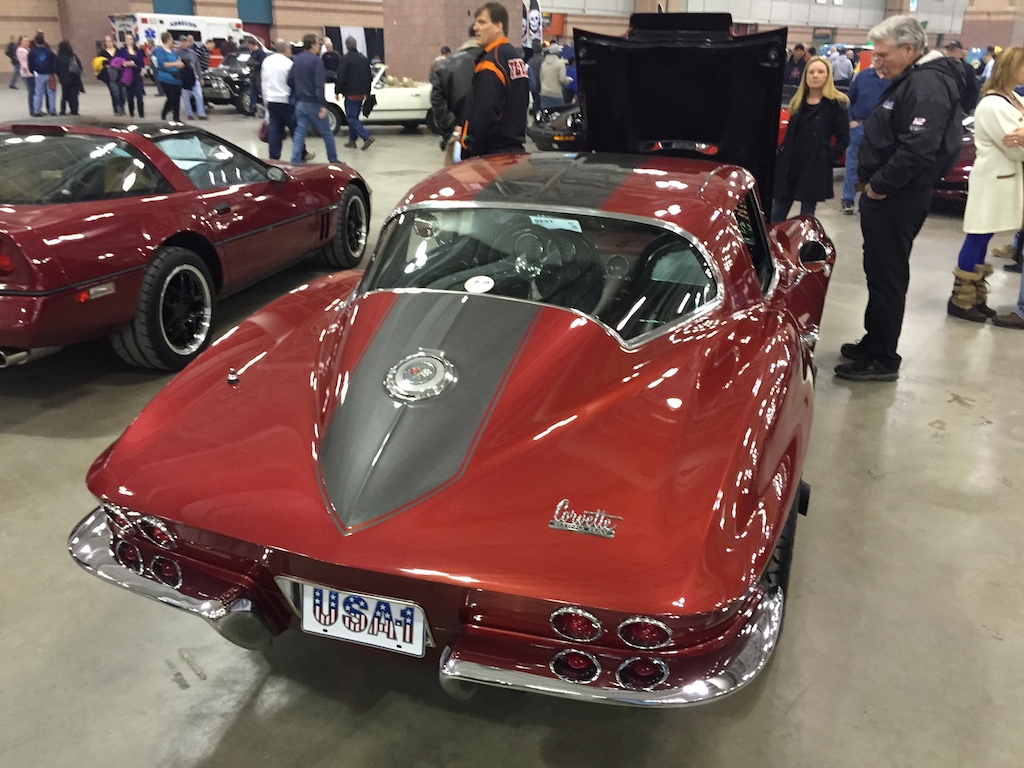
[
  {"xmin": 219, "ymin": 52, "xmax": 249, "ymax": 69},
  {"xmin": 0, "ymin": 131, "xmax": 171, "ymax": 204},
  {"xmin": 361, "ymin": 207, "xmax": 718, "ymax": 341},
  {"xmin": 152, "ymin": 132, "xmax": 269, "ymax": 190}
]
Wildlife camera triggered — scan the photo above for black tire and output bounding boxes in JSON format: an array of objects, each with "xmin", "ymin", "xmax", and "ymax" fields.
[
  {"xmin": 233, "ymin": 86, "xmax": 250, "ymax": 114},
  {"xmin": 112, "ymin": 246, "xmax": 215, "ymax": 370},
  {"xmin": 325, "ymin": 103, "xmax": 344, "ymax": 135},
  {"xmin": 764, "ymin": 481, "xmax": 807, "ymax": 602},
  {"xmin": 318, "ymin": 186, "xmax": 369, "ymax": 269}
]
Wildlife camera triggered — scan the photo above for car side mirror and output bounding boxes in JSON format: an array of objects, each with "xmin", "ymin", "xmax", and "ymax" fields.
[
  {"xmin": 267, "ymin": 166, "xmax": 288, "ymax": 183},
  {"xmin": 798, "ymin": 240, "xmax": 827, "ymax": 264}
]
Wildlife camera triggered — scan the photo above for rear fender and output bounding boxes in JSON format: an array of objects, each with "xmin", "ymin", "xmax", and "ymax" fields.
[{"xmin": 769, "ymin": 218, "xmax": 836, "ymax": 347}]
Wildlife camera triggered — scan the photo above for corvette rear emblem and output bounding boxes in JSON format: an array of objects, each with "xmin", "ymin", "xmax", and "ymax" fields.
[
  {"xmin": 385, "ymin": 350, "xmax": 456, "ymax": 401},
  {"xmin": 549, "ymin": 498, "xmax": 621, "ymax": 539}
]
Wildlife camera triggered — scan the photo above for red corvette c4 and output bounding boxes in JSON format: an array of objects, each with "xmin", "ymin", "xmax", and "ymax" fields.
[
  {"xmin": 69, "ymin": 15, "xmax": 835, "ymax": 706},
  {"xmin": 0, "ymin": 123, "xmax": 369, "ymax": 369}
]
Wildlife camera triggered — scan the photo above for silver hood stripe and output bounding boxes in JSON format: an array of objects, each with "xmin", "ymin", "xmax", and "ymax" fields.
[{"xmin": 318, "ymin": 292, "xmax": 542, "ymax": 533}]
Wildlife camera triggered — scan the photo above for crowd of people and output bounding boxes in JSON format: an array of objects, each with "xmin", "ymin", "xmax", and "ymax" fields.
[
  {"xmin": 5, "ymin": 9, "xmax": 1023, "ymax": 356},
  {"xmin": 777, "ymin": 19, "xmax": 1024, "ymax": 381}
]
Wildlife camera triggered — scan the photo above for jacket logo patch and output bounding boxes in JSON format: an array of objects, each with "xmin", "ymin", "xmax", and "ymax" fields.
[
  {"xmin": 910, "ymin": 116, "xmax": 927, "ymax": 132},
  {"xmin": 549, "ymin": 498, "xmax": 621, "ymax": 539},
  {"xmin": 882, "ymin": 100, "xmax": 894, "ymax": 110},
  {"xmin": 508, "ymin": 58, "xmax": 528, "ymax": 79}
]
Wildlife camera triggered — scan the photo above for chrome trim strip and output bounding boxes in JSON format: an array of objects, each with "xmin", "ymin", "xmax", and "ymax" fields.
[
  {"xmin": 367, "ymin": 200, "xmax": 726, "ymax": 351},
  {"xmin": 439, "ymin": 588, "xmax": 783, "ymax": 708},
  {"xmin": 0, "ymin": 265, "xmax": 144, "ymax": 297},
  {"xmin": 215, "ymin": 204, "xmax": 336, "ymax": 247}
]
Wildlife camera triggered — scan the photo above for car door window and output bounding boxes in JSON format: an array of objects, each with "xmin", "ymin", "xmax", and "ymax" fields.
[
  {"xmin": 734, "ymin": 191, "xmax": 775, "ymax": 294},
  {"xmin": 153, "ymin": 133, "xmax": 270, "ymax": 190}
]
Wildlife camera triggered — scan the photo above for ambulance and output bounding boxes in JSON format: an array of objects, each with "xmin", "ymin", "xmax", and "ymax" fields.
[{"xmin": 108, "ymin": 13, "xmax": 246, "ymax": 67}]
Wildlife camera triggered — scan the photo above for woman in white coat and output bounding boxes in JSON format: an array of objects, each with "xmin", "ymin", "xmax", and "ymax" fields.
[{"xmin": 950, "ymin": 47, "xmax": 1024, "ymax": 322}]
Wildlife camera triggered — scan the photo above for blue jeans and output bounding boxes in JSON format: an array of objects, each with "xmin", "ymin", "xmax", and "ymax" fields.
[
  {"xmin": 106, "ymin": 79, "xmax": 124, "ymax": 114},
  {"xmin": 24, "ymin": 75, "xmax": 33, "ymax": 112},
  {"xmin": 182, "ymin": 80, "xmax": 206, "ymax": 117},
  {"xmin": 344, "ymin": 97, "xmax": 370, "ymax": 143},
  {"xmin": 266, "ymin": 101, "xmax": 295, "ymax": 160},
  {"xmin": 9, "ymin": 68, "xmax": 20, "ymax": 88},
  {"xmin": 32, "ymin": 75, "xmax": 55, "ymax": 114},
  {"xmin": 291, "ymin": 102, "xmax": 338, "ymax": 163},
  {"xmin": 842, "ymin": 122, "xmax": 864, "ymax": 205},
  {"xmin": 770, "ymin": 196, "xmax": 817, "ymax": 224}
]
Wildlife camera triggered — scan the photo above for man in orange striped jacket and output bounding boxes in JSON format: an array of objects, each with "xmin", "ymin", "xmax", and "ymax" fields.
[{"xmin": 460, "ymin": 2, "xmax": 529, "ymax": 159}]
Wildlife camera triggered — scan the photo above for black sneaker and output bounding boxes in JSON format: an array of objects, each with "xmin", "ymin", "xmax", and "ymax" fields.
[
  {"xmin": 834, "ymin": 359, "xmax": 899, "ymax": 382},
  {"xmin": 840, "ymin": 201, "xmax": 855, "ymax": 215},
  {"xmin": 839, "ymin": 340, "xmax": 871, "ymax": 360},
  {"xmin": 361, "ymin": 137, "xmax": 375, "ymax": 150}
]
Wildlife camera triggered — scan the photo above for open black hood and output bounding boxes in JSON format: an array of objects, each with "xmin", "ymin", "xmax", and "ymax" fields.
[{"xmin": 575, "ymin": 13, "xmax": 786, "ymax": 209}]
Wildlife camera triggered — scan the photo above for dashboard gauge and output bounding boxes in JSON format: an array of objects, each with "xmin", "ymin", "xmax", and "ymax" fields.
[
  {"xmin": 606, "ymin": 254, "xmax": 630, "ymax": 279},
  {"xmin": 512, "ymin": 230, "xmax": 545, "ymax": 277}
]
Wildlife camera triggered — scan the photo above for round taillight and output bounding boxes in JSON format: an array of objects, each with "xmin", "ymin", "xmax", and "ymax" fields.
[
  {"xmin": 0, "ymin": 253, "xmax": 13, "ymax": 275},
  {"xmin": 115, "ymin": 541, "xmax": 144, "ymax": 574},
  {"xmin": 150, "ymin": 556, "xmax": 182, "ymax": 588},
  {"xmin": 616, "ymin": 657, "xmax": 670, "ymax": 691},
  {"xmin": 137, "ymin": 517, "xmax": 176, "ymax": 549},
  {"xmin": 550, "ymin": 607, "xmax": 602, "ymax": 642},
  {"xmin": 549, "ymin": 649, "xmax": 601, "ymax": 684},
  {"xmin": 617, "ymin": 617, "xmax": 673, "ymax": 649},
  {"xmin": 104, "ymin": 504, "xmax": 133, "ymax": 533}
]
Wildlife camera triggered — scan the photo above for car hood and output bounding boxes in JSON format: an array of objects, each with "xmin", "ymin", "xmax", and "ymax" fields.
[
  {"xmin": 575, "ymin": 13, "xmax": 786, "ymax": 210},
  {"xmin": 89, "ymin": 277, "xmax": 806, "ymax": 614}
]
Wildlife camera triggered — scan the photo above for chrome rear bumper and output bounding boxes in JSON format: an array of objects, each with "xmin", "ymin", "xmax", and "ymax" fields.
[{"xmin": 68, "ymin": 509, "xmax": 274, "ymax": 650}]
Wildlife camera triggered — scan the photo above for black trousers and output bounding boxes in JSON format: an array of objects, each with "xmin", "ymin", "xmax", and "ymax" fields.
[
  {"xmin": 160, "ymin": 82, "xmax": 181, "ymax": 121},
  {"xmin": 858, "ymin": 186, "xmax": 932, "ymax": 368},
  {"xmin": 59, "ymin": 83, "xmax": 79, "ymax": 115}
]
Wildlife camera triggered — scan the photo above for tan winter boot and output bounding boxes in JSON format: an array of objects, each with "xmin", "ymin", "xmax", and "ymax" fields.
[
  {"xmin": 947, "ymin": 267, "xmax": 988, "ymax": 323},
  {"xmin": 973, "ymin": 263, "xmax": 997, "ymax": 317}
]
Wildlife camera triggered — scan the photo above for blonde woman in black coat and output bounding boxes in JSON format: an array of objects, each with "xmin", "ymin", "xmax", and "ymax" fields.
[{"xmin": 771, "ymin": 56, "xmax": 850, "ymax": 222}]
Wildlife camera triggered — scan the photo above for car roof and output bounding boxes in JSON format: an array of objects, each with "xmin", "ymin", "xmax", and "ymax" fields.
[
  {"xmin": 0, "ymin": 120, "xmax": 205, "ymax": 142},
  {"xmin": 395, "ymin": 152, "xmax": 755, "ymax": 247}
]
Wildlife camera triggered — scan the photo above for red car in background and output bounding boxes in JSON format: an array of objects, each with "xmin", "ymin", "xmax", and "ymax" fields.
[{"xmin": 0, "ymin": 123, "xmax": 369, "ymax": 370}]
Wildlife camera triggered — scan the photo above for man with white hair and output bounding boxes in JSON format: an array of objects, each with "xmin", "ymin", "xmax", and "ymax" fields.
[{"xmin": 836, "ymin": 15, "xmax": 965, "ymax": 381}]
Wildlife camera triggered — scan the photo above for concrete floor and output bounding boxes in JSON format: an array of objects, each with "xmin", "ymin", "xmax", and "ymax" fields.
[{"xmin": 2, "ymin": 83, "xmax": 1023, "ymax": 768}]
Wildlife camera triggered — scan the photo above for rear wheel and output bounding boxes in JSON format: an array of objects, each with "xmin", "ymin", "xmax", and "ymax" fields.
[
  {"xmin": 233, "ymin": 85, "xmax": 251, "ymax": 114},
  {"xmin": 763, "ymin": 480, "xmax": 808, "ymax": 608},
  {"xmin": 112, "ymin": 246, "xmax": 215, "ymax": 370},
  {"xmin": 318, "ymin": 186, "xmax": 369, "ymax": 269}
]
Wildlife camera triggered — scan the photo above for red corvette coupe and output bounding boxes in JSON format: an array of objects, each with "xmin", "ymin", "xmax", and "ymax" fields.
[
  {"xmin": 0, "ymin": 123, "xmax": 369, "ymax": 370},
  {"xmin": 69, "ymin": 16, "xmax": 834, "ymax": 706}
]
